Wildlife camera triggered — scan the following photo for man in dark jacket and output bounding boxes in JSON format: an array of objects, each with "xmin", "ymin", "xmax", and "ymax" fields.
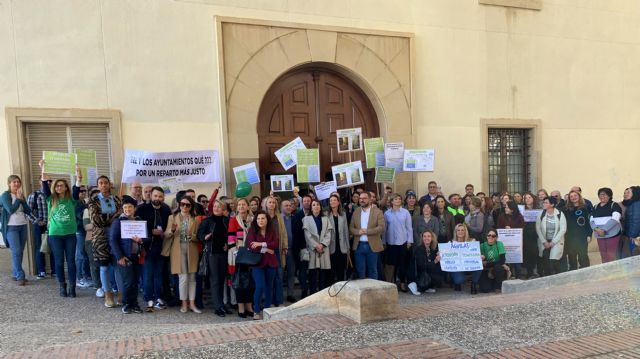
[
  {"xmin": 135, "ymin": 186, "xmax": 171, "ymax": 312},
  {"xmin": 292, "ymin": 195, "xmax": 312, "ymax": 298}
]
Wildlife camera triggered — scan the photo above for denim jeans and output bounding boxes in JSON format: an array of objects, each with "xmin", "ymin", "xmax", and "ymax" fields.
[
  {"xmin": 272, "ymin": 249, "xmax": 283, "ymax": 306},
  {"xmin": 451, "ymin": 270, "xmax": 482, "ymax": 285},
  {"xmin": 6, "ymin": 225, "xmax": 27, "ymax": 280},
  {"xmin": 100, "ymin": 264, "xmax": 114, "ymax": 292},
  {"xmin": 252, "ymin": 266, "xmax": 276, "ymax": 314},
  {"xmin": 49, "ymin": 234, "xmax": 77, "ymax": 284},
  {"xmin": 75, "ymin": 232, "xmax": 90, "ymax": 280},
  {"xmin": 143, "ymin": 253, "xmax": 164, "ymax": 302},
  {"xmin": 116, "ymin": 257, "xmax": 141, "ymax": 307},
  {"xmin": 354, "ymin": 242, "xmax": 379, "ymax": 279}
]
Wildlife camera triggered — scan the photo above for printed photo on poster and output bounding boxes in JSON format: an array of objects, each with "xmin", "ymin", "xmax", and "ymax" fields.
[
  {"xmin": 336, "ymin": 128, "xmax": 363, "ymax": 153},
  {"xmin": 331, "ymin": 161, "xmax": 364, "ymax": 189},
  {"xmin": 270, "ymin": 175, "xmax": 295, "ymax": 193}
]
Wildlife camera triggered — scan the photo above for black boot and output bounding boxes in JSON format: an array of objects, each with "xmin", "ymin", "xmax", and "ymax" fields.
[
  {"xmin": 69, "ymin": 284, "xmax": 76, "ymax": 298},
  {"xmin": 59, "ymin": 283, "xmax": 68, "ymax": 297},
  {"xmin": 470, "ymin": 283, "xmax": 478, "ymax": 295}
]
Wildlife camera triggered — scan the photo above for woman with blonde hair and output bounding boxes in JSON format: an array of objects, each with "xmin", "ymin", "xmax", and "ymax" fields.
[
  {"xmin": 39, "ymin": 160, "xmax": 83, "ymax": 297},
  {"xmin": 164, "ymin": 196, "xmax": 201, "ymax": 313},
  {"xmin": 450, "ymin": 224, "xmax": 482, "ymax": 294},
  {"xmin": 563, "ymin": 190, "xmax": 591, "ymax": 270},
  {"xmin": 263, "ymin": 195, "xmax": 288, "ymax": 306},
  {"xmin": 407, "ymin": 230, "xmax": 442, "ymax": 295}
]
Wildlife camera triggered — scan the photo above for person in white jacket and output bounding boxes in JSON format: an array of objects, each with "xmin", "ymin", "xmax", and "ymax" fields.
[{"xmin": 535, "ymin": 196, "xmax": 567, "ymax": 276}]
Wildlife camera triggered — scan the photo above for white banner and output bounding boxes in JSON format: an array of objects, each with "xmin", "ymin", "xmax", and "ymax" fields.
[
  {"xmin": 122, "ymin": 150, "xmax": 220, "ymax": 184},
  {"xmin": 497, "ymin": 228, "xmax": 523, "ymax": 264},
  {"xmin": 523, "ymin": 209, "xmax": 543, "ymax": 223},
  {"xmin": 120, "ymin": 220, "xmax": 148, "ymax": 239},
  {"xmin": 439, "ymin": 241, "xmax": 483, "ymax": 272},
  {"xmin": 314, "ymin": 181, "xmax": 337, "ymax": 201},
  {"xmin": 384, "ymin": 143, "xmax": 404, "ymax": 173}
]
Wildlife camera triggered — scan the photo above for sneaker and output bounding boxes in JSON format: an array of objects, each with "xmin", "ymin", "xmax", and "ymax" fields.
[
  {"xmin": 76, "ymin": 279, "xmax": 89, "ymax": 288},
  {"xmin": 425, "ymin": 288, "xmax": 436, "ymax": 293},
  {"xmin": 122, "ymin": 304, "xmax": 131, "ymax": 314},
  {"xmin": 407, "ymin": 282, "xmax": 421, "ymax": 296},
  {"xmin": 96, "ymin": 288, "xmax": 105, "ymax": 298},
  {"xmin": 84, "ymin": 279, "xmax": 95, "ymax": 288},
  {"xmin": 146, "ymin": 300, "xmax": 155, "ymax": 312},
  {"xmin": 36, "ymin": 272, "xmax": 46, "ymax": 280},
  {"xmin": 154, "ymin": 299, "xmax": 167, "ymax": 310},
  {"xmin": 131, "ymin": 305, "xmax": 143, "ymax": 314}
]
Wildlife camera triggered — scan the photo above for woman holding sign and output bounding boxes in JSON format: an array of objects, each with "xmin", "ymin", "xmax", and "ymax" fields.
[
  {"xmin": 89, "ymin": 175, "xmax": 123, "ymax": 307},
  {"xmin": 39, "ymin": 160, "xmax": 83, "ymax": 298},
  {"xmin": 163, "ymin": 196, "xmax": 201, "ymax": 314},
  {"xmin": 450, "ymin": 224, "xmax": 482, "ymax": 294}
]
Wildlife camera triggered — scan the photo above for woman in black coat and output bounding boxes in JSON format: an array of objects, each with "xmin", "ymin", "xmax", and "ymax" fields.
[{"xmin": 407, "ymin": 230, "xmax": 443, "ymax": 295}]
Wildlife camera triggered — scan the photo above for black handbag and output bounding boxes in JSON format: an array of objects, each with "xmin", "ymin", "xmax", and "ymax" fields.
[
  {"xmin": 198, "ymin": 245, "xmax": 210, "ymax": 276},
  {"xmin": 235, "ymin": 246, "xmax": 262, "ymax": 266},
  {"xmin": 232, "ymin": 269, "xmax": 252, "ymax": 290}
]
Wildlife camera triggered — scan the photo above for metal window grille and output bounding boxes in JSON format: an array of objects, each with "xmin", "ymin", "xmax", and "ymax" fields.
[{"xmin": 488, "ymin": 128, "xmax": 531, "ymax": 194}]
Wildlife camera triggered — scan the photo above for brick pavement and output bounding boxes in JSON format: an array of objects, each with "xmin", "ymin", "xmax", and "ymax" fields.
[{"xmin": 2, "ymin": 275, "xmax": 638, "ymax": 359}]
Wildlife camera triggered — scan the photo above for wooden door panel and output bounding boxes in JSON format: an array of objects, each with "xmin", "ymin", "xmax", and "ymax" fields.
[{"xmin": 258, "ymin": 67, "xmax": 379, "ymax": 196}]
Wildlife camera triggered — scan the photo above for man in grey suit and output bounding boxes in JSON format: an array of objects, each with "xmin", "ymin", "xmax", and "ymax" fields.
[{"xmin": 349, "ymin": 192, "xmax": 385, "ymax": 279}]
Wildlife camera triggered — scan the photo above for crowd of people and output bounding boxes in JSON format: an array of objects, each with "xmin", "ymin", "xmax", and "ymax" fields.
[{"xmin": 2, "ymin": 165, "xmax": 639, "ymax": 319}]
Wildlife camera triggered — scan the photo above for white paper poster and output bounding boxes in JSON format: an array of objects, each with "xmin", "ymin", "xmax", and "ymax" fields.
[
  {"xmin": 497, "ymin": 228, "xmax": 523, "ymax": 264},
  {"xmin": 158, "ymin": 176, "xmax": 184, "ymax": 195},
  {"xmin": 523, "ymin": 209, "xmax": 543, "ymax": 223},
  {"xmin": 438, "ymin": 241, "xmax": 483, "ymax": 272},
  {"xmin": 384, "ymin": 143, "xmax": 404, "ymax": 173},
  {"xmin": 270, "ymin": 175, "xmax": 294, "ymax": 192},
  {"xmin": 336, "ymin": 128, "xmax": 363, "ymax": 153},
  {"xmin": 403, "ymin": 149, "xmax": 435, "ymax": 172},
  {"xmin": 122, "ymin": 149, "xmax": 220, "ymax": 183},
  {"xmin": 331, "ymin": 161, "xmax": 365, "ymax": 189},
  {"xmin": 120, "ymin": 220, "xmax": 148, "ymax": 239},
  {"xmin": 233, "ymin": 162, "xmax": 260, "ymax": 184},
  {"xmin": 274, "ymin": 137, "xmax": 307, "ymax": 171},
  {"xmin": 315, "ymin": 181, "xmax": 338, "ymax": 201}
]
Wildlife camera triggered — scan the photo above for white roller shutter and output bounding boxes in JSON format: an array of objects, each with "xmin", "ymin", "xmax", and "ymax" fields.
[{"xmin": 25, "ymin": 123, "xmax": 113, "ymax": 190}]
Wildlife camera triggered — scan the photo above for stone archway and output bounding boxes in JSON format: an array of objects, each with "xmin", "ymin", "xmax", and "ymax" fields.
[
  {"xmin": 218, "ymin": 19, "xmax": 413, "ymax": 197},
  {"xmin": 257, "ymin": 64, "xmax": 380, "ymax": 194}
]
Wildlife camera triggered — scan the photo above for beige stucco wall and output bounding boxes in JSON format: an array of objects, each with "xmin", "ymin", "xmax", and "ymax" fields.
[{"xmin": 1, "ymin": 0, "xmax": 639, "ymax": 200}]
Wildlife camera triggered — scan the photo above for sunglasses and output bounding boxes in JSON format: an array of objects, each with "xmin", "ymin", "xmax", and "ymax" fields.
[
  {"xmin": 487, "ymin": 234, "xmax": 497, "ymax": 237},
  {"xmin": 180, "ymin": 202, "xmax": 191, "ymax": 208},
  {"xmin": 79, "ymin": 189, "xmax": 87, "ymax": 193}
]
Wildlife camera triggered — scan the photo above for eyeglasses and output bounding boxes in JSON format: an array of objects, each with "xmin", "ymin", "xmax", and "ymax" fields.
[
  {"xmin": 487, "ymin": 234, "xmax": 497, "ymax": 238},
  {"xmin": 79, "ymin": 190, "xmax": 87, "ymax": 193},
  {"xmin": 201, "ymin": 200, "xmax": 209, "ymax": 204},
  {"xmin": 180, "ymin": 202, "xmax": 191, "ymax": 208}
]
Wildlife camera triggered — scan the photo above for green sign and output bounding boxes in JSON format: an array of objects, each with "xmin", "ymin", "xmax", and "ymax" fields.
[
  {"xmin": 364, "ymin": 137, "xmax": 384, "ymax": 168},
  {"xmin": 296, "ymin": 148, "xmax": 320, "ymax": 183},
  {"xmin": 374, "ymin": 166, "xmax": 395, "ymax": 183},
  {"xmin": 43, "ymin": 151, "xmax": 76, "ymax": 175},
  {"xmin": 75, "ymin": 149, "xmax": 97, "ymax": 167}
]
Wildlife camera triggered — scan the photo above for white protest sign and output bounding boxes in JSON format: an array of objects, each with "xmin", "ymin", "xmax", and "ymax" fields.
[
  {"xmin": 384, "ymin": 143, "xmax": 404, "ymax": 173},
  {"xmin": 336, "ymin": 128, "xmax": 363, "ymax": 153},
  {"xmin": 120, "ymin": 220, "xmax": 148, "ymax": 239},
  {"xmin": 438, "ymin": 241, "xmax": 483, "ymax": 272},
  {"xmin": 523, "ymin": 209, "xmax": 543, "ymax": 223},
  {"xmin": 233, "ymin": 162, "xmax": 260, "ymax": 184},
  {"xmin": 332, "ymin": 161, "xmax": 365, "ymax": 189},
  {"xmin": 122, "ymin": 150, "xmax": 220, "ymax": 183},
  {"xmin": 158, "ymin": 176, "xmax": 184, "ymax": 195},
  {"xmin": 274, "ymin": 137, "xmax": 306, "ymax": 171},
  {"xmin": 315, "ymin": 181, "xmax": 337, "ymax": 201},
  {"xmin": 403, "ymin": 149, "xmax": 435, "ymax": 172},
  {"xmin": 270, "ymin": 175, "xmax": 294, "ymax": 192},
  {"xmin": 497, "ymin": 228, "xmax": 523, "ymax": 264}
]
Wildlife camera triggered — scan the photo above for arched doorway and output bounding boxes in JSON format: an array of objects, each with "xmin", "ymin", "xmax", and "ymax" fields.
[{"xmin": 257, "ymin": 65, "xmax": 380, "ymax": 195}]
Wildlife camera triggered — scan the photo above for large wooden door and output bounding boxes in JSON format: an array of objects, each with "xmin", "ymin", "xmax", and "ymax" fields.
[{"xmin": 258, "ymin": 67, "xmax": 379, "ymax": 195}]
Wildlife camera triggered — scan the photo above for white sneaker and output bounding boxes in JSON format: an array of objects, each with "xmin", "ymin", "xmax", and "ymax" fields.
[
  {"xmin": 96, "ymin": 288, "xmax": 105, "ymax": 298},
  {"xmin": 426, "ymin": 288, "xmax": 436, "ymax": 293},
  {"xmin": 408, "ymin": 282, "xmax": 421, "ymax": 296}
]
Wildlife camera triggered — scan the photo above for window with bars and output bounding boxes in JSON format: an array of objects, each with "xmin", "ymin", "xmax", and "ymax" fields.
[
  {"xmin": 488, "ymin": 128, "xmax": 531, "ymax": 195},
  {"xmin": 25, "ymin": 123, "xmax": 113, "ymax": 190}
]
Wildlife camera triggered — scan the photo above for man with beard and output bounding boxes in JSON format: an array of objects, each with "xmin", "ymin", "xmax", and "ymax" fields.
[{"xmin": 135, "ymin": 186, "xmax": 172, "ymax": 312}]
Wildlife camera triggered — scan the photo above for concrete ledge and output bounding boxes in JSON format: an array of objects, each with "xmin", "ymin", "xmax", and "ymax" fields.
[
  {"xmin": 479, "ymin": 0, "xmax": 542, "ymax": 10},
  {"xmin": 502, "ymin": 255, "xmax": 640, "ymax": 294},
  {"xmin": 264, "ymin": 279, "xmax": 398, "ymax": 323}
]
